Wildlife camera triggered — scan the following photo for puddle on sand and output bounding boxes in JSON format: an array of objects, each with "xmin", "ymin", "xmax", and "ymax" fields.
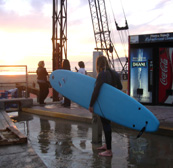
[{"xmin": 14, "ymin": 112, "xmax": 173, "ymax": 168}]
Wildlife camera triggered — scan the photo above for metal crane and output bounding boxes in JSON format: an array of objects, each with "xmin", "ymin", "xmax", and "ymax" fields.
[
  {"xmin": 52, "ymin": 0, "xmax": 67, "ymax": 100},
  {"xmin": 88, "ymin": 0, "xmax": 124, "ymax": 70},
  {"xmin": 52, "ymin": 0, "xmax": 67, "ymax": 71},
  {"xmin": 52, "ymin": 0, "xmax": 127, "ymax": 74}
]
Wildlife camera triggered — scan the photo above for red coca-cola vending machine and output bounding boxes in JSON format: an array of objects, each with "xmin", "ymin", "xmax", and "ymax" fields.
[
  {"xmin": 158, "ymin": 48, "xmax": 173, "ymax": 104},
  {"xmin": 129, "ymin": 32, "xmax": 173, "ymax": 105}
]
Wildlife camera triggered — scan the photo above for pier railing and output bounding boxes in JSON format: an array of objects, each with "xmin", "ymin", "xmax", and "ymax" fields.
[{"xmin": 0, "ymin": 65, "xmax": 28, "ymax": 98}]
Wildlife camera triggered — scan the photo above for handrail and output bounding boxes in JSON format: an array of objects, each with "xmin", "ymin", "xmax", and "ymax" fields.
[{"xmin": 0, "ymin": 65, "xmax": 28, "ymax": 98}]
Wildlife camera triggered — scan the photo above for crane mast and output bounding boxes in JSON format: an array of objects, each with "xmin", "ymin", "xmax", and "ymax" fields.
[
  {"xmin": 88, "ymin": 0, "xmax": 124, "ymax": 70},
  {"xmin": 52, "ymin": 0, "xmax": 67, "ymax": 100},
  {"xmin": 52, "ymin": 0, "xmax": 67, "ymax": 71}
]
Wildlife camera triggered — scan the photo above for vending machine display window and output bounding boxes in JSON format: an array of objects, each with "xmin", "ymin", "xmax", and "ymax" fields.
[{"xmin": 130, "ymin": 48, "xmax": 153, "ymax": 103}]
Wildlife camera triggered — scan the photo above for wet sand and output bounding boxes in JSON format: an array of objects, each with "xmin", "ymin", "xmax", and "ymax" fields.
[{"xmin": 13, "ymin": 112, "xmax": 173, "ymax": 168}]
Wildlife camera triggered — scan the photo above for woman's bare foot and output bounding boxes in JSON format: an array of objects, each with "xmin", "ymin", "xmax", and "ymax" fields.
[
  {"xmin": 99, "ymin": 150, "xmax": 112, "ymax": 157},
  {"xmin": 97, "ymin": 144, "xmax": 107, "ymax": 150}
]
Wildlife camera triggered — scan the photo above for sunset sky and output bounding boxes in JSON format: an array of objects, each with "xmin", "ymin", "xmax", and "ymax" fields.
[{"xmin": 0, "ymin": 0, "xmax": 172, "ymax": 71}]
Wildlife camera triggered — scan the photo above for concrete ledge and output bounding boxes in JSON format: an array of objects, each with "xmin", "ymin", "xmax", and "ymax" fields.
[
  {"xmin": 22, "ymin": 107, "xmax": 173, "ymax": 137},
  {"xmin": 156, "ymin": 126, "xmax": 173, "ymax": 137},
  {"xmin": 0, "ymin": 98, "xmax": 33, "ymax": 110},
  {"xmin": 22, "ymin": 108, "xmax": 92, "ymax": 124}
]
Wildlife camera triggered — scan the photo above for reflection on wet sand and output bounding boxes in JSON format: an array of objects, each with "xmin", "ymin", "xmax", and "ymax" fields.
[
  {"xmin": 38, "ymin": 119, "xmax": 51, "ymax": 153},
  {"xmin": 14, "ymin": 112, "xmax": 173, "ymax": 168},
  {"xmin": 54, "ymin": 118, "xmax": 72, "ymax": 158}
]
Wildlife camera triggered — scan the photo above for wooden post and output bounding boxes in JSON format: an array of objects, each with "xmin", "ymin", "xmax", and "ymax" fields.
[{"xmin": 92, "ymin": 114, "xmax": 102, "ymax": 143}]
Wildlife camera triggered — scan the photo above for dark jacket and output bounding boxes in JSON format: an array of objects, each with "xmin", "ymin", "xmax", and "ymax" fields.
[
  {"xmin": 90, "ymin": 69, "xmax": 122, "ymax": 107},
  {"xmin": 36, "ymin": 67, "xmax": 48, "ymax": 82}
]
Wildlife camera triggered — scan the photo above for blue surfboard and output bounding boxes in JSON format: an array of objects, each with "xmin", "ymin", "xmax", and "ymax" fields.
[{"xmin": 50, "ymin": 70, "xmax": 159, "ymax": 132}]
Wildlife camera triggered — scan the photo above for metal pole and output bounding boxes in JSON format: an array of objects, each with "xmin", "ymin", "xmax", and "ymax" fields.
[{"xmin": 25, "ymin": 65, "xmax": 28, "ymax": 98}]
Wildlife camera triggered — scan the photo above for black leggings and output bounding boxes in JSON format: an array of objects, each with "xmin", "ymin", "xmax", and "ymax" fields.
[
  {"xmin": 100, "ymin": 117, "xmax": 112, "ymax": 150},
  {"xmin": 64, "ymin": 97, "xmax": 71, "ymax": 106},
  {"xmin": 38, "ymin": 83, "xmax": 49, "ymax": 104}
]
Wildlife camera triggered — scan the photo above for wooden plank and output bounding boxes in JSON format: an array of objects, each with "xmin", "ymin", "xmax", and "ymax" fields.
[
  {"xmin": 0, "ymin": 111, "xmax": 27, "ymax": 145},
  {"xmin": 0, "ymin": 132, "xmax": 7, "ymax": 141},
  {"xmin": 0, "ymin": 112, "xmax": 4, "ymax": 119},
  {"xmin": 1, "ymin": 111, "xmax": 15, "ymax": 127},
  {"xmin": 0, "ymin": 121, "xmax": 7, "ymax": 131},
  {"xmin": 7, "ymin": 126, "xmax": 27, "ymax": 141},
  {"xmin": 0, "ymin": 129, "xmax": 19, "ymax": 145},
  {"xmin": 0, "ymin": 112, "xmax": 9, "ymax": 130},
  {"xmin": 0, "ymin": 128, "xmax": 27, "ymax": 145}
]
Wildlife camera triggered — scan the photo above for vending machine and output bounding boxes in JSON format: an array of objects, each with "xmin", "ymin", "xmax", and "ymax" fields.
[
  {"xmin": 129, "ymin": 32, "xmax": 173, "ymax": 105},
  {"xmin": 158, "ymin": 48, "xmax": 173, "ymax": 104}
]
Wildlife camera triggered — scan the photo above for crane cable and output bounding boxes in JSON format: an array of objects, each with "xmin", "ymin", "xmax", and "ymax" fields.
[
  {"xmin": 118, "ymin": 0, "xmax": 130, "ymax": 37},
  {"xmin": 108, "ymin": 0, "xmax": 129, "ymax": 58}
]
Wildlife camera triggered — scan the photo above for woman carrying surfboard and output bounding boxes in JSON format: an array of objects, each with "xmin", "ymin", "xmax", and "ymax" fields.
[{"xmin": 89, "ymin": 56, "xmax": 122, "ymax": 157}]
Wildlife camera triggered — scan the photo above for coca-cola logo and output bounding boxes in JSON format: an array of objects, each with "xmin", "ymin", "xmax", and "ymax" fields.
[{"xmin": 160, "ymin": 58, "xmax": 168, "ymax": 86}]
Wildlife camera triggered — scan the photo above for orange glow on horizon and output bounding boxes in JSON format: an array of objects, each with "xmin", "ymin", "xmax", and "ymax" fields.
[{"xmin": 0, "ymin": 71, "xmax": 26, "ymax": 76}]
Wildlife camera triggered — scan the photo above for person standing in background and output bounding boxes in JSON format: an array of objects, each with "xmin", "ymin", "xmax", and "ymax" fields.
[
  {"xmin": 61, "ymin": 59, "xmax": 71, "ymax": 107},
  {"xmin": 75, "ymin": 61, "xmax": 87, "ymax": 75},
  {"xmin": 36, "ymin": 61, "xmax": 49, "ymax": 105}
]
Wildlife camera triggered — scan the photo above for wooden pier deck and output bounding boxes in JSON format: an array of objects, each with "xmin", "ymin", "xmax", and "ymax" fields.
[{"xmin": 0, "ymin": 110, "xmax": 27, "ymax": 145}]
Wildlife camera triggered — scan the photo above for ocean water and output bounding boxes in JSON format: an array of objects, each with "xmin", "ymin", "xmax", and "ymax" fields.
[
  {"xmin": 0, "ymin": 59, "xmax": 126, "ymax": 93},
  {"xmin": 0, "ymin": 74, "xmax": 37, "ymax": 91},
  {"xmin": 0, "ymin": 59, "xmax": 125, "ymax": 74}
]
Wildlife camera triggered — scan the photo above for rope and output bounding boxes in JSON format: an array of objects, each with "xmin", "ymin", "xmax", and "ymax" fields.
[{"xmin": 120, "ymin": 0, "xmax": 127, "ymax": 20}]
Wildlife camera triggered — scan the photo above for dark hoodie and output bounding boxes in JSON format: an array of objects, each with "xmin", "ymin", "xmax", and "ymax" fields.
[{"xmin": 90, "ymin": 69, "xmax": 122, "ymax": 107}]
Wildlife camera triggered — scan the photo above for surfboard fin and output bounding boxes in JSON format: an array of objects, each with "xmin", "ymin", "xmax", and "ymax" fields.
[{"xmin": 136, "ymin": 121, "xmax": 148, "ymax": 138}]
